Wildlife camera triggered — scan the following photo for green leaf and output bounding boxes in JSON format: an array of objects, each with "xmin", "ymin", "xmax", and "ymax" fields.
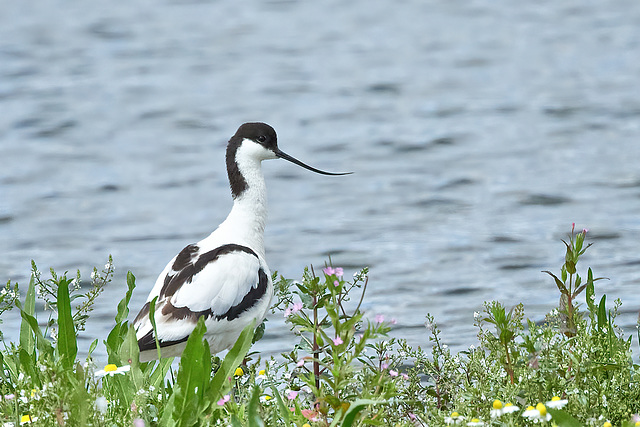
[
  {"xmin": 88, "ymin": 339, "xmax": 99, "ymax": 359},
  {"xmin": 547, "ymin": 408, "xmax": 583, "ymax": 427},
  {"xmin": 57, "ymin": 278, "xmax": 77, "ymax": 370},
  {"xmin": 19, "ymin": 348, "xmax": 40, "ymax": 388},
  {"xmin": 585, "ymin": 268, "xmax": 596, "ymax": 312},
  {"xmin": 597, "ymin": 295, "xmax": 607, "ymax": 330},
  {"xmin": 172, "ymin": 316, "xmax": 211, "ymax": 426},
  {"xmin": 543, "ymin": 271, "xmax": 567, "ymax": 294},
  {"xmin": 19, "ymin": 309, "xmax": 53, "ymax": 356},
  {"xmin": 148, "ymin": 357, "xmax": 174, "ymax": 390},
  {"xmin": 148, "ymin": 296, "xmax": 163, "ymax": 361},
  {"xmin": 252, "ymin": 321, "xmax": 266, "ymax": 344},
  {"xmin": 19, "ymin": 274, "xmax": 37, "ymax": 355},
  {"xmin": 209, "ymin": 320, "xmax": 256, "ymax": 403},
  {"xmin": 269, "ymin": 386, "xmax": 293, "ymax": 425},
  {"xmin": 248, "ymin": 386, "xmax": 265, "ymax": 427},
  {"xmin": 116, "ymin": 272, "xmax": 137, "ymax": 324},
  {"xmin": 341, "ymin": 399, "xmax": 382, "ymax": 427},
  {"xmin": 120, "ymin": 324, "xmax": 144, "ymax": 390}
]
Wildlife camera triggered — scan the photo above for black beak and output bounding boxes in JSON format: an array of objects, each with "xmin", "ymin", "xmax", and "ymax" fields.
[{"xmin": 274, "ymin": 149, "xmax": 352, "ymax": 176}]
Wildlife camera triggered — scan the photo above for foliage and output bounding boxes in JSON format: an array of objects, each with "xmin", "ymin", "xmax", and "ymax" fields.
[{"xmin": 0, "ymin": 226, "xmax": 639, "ymax": 426}]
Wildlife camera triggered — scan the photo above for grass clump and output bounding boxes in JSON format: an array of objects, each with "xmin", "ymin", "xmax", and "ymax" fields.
[{"xmin": 1, "ymin": 225, "xmax": 639, "ymax": 426}]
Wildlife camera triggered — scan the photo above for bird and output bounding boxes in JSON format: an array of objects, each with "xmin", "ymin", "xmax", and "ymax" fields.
[{"xmin": 133, "ymin": 122, "xmax": 349, "ymax": 362}]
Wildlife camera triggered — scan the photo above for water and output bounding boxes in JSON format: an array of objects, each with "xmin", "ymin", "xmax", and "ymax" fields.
[{"xmin": 2, "ymin": 0, "xmax": 640, "ymax": 360}]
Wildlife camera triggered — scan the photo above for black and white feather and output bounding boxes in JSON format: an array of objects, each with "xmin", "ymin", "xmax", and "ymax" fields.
[{"xmin": 133, "ymin": 122, "xmax": 348, "ymax": 361}]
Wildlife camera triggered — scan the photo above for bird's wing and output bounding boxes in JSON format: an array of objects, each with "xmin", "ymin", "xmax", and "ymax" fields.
[{"xmin": 133, "ymin": 243, "xmax": 269, "ymax": 352}]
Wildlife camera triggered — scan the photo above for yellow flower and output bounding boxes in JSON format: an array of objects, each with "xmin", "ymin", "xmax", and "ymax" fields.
[
  {"xmin": 302, "ymin": 424, "xmax": 311, "ymax": 427},
  {"xmin": 234, "ymin": 367, "xmax": 244, "ymax": 377},
  {"xmin": 603, "ymin": 422, "xmax": 612, "ymax": 427},
  {"xmin": 492, "ymin": 400, "xmax": 503, "ymax": 410},
  {"xmin": 258, "ymin": 369, "xmax": 266, "ymax": 376},
  {"xmin": 523, "ymin": 404, "xmax": 551, "ymax": 422},
  {"xmin": 20, "ymin": 415, "xmax": 36, "ymax": 424}
]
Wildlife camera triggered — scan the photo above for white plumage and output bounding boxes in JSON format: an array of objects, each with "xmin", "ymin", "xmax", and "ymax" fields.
[{"xmin": 132, "ymin": 122, "xmax": 348, "ymax": 361}]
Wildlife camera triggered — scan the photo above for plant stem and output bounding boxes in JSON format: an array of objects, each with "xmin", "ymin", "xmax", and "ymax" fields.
[
  {"xmin": 504, "ymin": 342, "xmax": 514, "ymax": 384},
  {"xmin": 313, "ymin": 292, "xmax": 320, "ymax": 391}
]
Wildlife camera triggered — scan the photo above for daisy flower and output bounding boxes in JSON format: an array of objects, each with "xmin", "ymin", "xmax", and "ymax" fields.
[
  {"xmin": 95, "ymin": 364, "xmax": 131, "ymax": 378},
  {"xmin": 522, "ymin": 403, "xmax": 551, "ymax": 422},
  {"xmin": 503, "ymin": 403, "xmax": 519, "ymax": 414},
  {"xmin": 546, "ymin": 396, "xmax": 568, "ymax": 409},
  {"xmin": 491, "ymin": 400, "xmax": 519, "ymax": 418},
  {"xmin": 445, "ymin": 412, "xmax": 465, "ymax": 425},
  {"xmin": 467, "ymin": 419, "xmax": 484, "ymax": 426}
]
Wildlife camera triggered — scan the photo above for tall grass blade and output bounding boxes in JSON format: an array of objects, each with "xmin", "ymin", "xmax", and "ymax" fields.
[
  {"xmin": 209, "ymin": 320, "xmax": 256, "ymax": 403},
  {"xmin": 248, "ymin": 386, "xmax": 265, "ymax": 427},
  {"xmin": 19, "ymin": 274, "xmax": 36, "ymax": 355},
  {"xmin": 57, "ymin": 278, "xmax": 77, "ymax": 369},
  {"xmin": 171, "ymin": 316, "xmax": 211, "ymax": 426}
]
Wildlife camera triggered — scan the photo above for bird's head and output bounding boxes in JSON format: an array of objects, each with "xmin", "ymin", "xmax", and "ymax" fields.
[{"xmin": 228, "ymin": 122, "xmax": 351, "ymax": 175}]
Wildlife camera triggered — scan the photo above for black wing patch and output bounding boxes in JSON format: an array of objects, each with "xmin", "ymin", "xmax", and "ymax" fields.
[
  {"xmin": 216, "ymin": 267, "xmax": 268, "ymax": 321},
  {"xmin": 137, "ymin": 244, "xmax": 269, "ymax": 353},
  {"xmin": 160, "ymin": 243, "xmax": 257, "ymax": 299},
  {"xmin": 138, "ymin": 330, "xmax": 189, "ymax": 352}
]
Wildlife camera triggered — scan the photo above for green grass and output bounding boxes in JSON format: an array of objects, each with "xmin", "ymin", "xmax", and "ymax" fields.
[{"xmin": 1, "ymin": 226, "xmax": 639, "ymax": 426}]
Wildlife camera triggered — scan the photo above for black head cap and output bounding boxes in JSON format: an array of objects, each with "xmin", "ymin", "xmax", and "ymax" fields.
[{"xmin": 232, "ymin": 122, "xmax": 278, "ymax": 151}]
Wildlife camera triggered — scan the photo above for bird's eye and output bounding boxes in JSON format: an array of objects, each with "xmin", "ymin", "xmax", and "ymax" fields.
[{"xmin": 257, "ymin": 135, "xmax": 267, "ymax": 143}]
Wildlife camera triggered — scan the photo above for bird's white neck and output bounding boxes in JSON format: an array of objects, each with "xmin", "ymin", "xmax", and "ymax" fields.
[{"xmin": 216, "ymin": 152, "xmax": 268, "ymax": 258}]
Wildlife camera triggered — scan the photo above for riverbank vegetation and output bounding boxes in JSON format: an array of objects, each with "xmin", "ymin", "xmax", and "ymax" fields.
[{"xmin": 1, "ymin": 226, "xmax": 639, "ymax": 426}]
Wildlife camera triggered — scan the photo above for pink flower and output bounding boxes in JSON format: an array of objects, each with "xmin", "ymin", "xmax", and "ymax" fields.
[
  {"xmin": 323, "ymin": 266, "xmax": 336, "ymax": 275},
  {"xmin": 217, "ymin": 394, "xmax": 230, "ymax": 406},
  {"xmin": 297, "ymin": 358, "xmax": 305, "ymax": 367},
  {"xmin": 284, "ymin": 302, "xmax": 303, "ymax": 317},
  {"xmin": 390, "ymin": 318, "xmax": 397, "ymax": 325},
  {"xmin": 409, "ymin": 413, "xmax": 417, "ymax": 420},
  {"xmin": 381, "ymin": 363, "xmax": 389, "ymax": 370},
  {"xmin": 286, "ymin": 390, "xmax": 299, "ymax": 400},
  {"xmin": 133, "ymin": 419, "xmax": 146, "ymax": 427},
  {"xmin": 323, "ymin": 266, "xmax": 344, "ymax": 276},
  {"xmin": 375, "ymin": 314, "xmax": 385, "ymax": 324},
  {"xmin": 401, "ymin": 373, "xmax": 409, "ymax": 380},
  {"xmin": 332, "ymin": 336, "xmax": 343, "ymax": 345},
  {"xmin": 301, "ymin": 409, "xmax": 320, "ymax": 422},
  {"xmin": 389, "ymin": 370, "xmax": 398, "ymax": 377},
  {"xmin": 334, "ymin": 280, "xmax": 339, "ymax": 287}
]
